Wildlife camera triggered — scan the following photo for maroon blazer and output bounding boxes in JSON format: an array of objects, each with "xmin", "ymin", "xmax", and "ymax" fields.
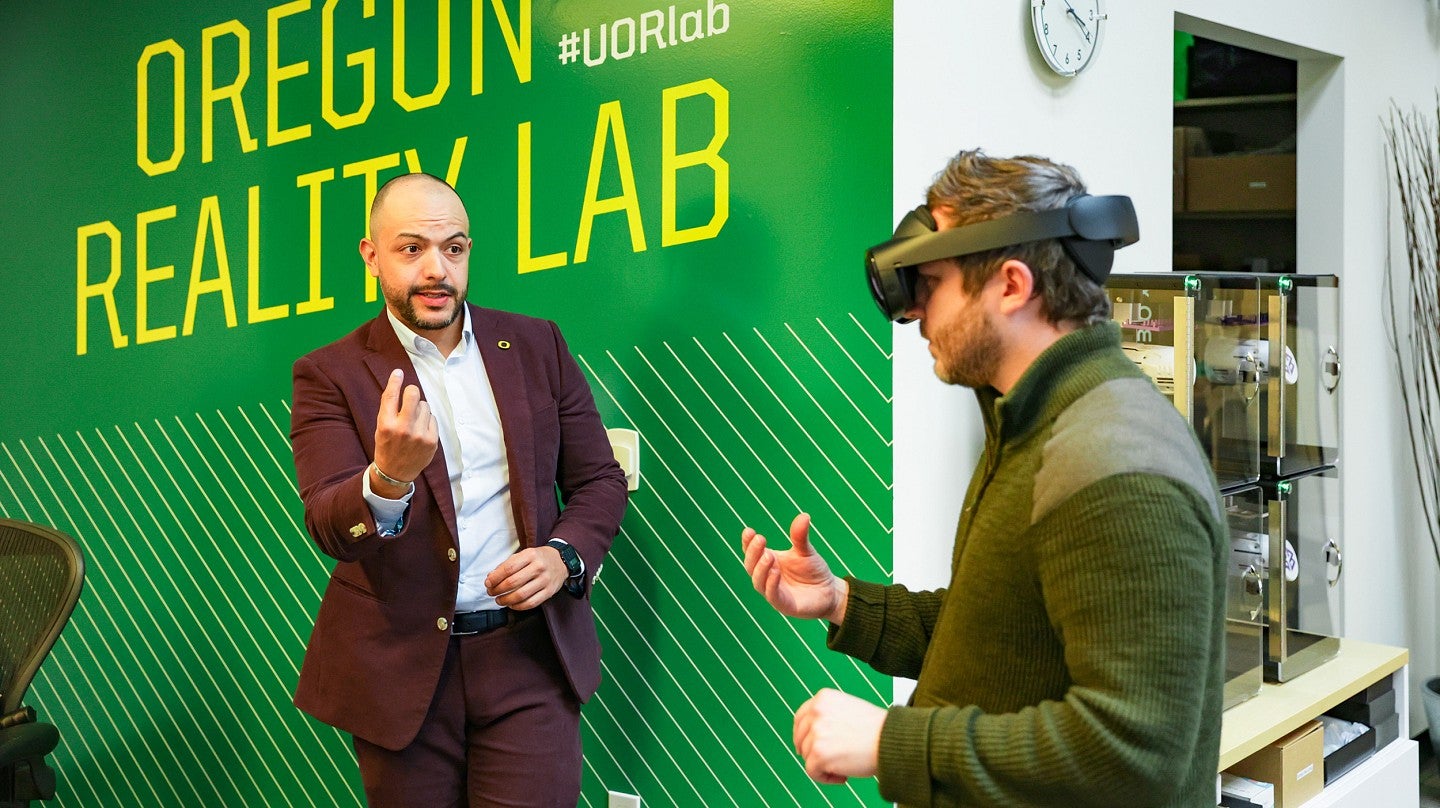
[{"xmin": 289, "ymin": 304, "xmax": 628, "ymax": 751}]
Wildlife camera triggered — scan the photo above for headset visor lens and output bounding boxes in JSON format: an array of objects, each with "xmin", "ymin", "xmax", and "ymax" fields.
[{"xmin": 865, "ymin": 207, "xmax": 936, "ymax": 323}]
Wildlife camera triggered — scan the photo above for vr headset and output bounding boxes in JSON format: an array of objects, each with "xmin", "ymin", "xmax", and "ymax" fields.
[{"xmin": 865, "ymin": 194, "xmax": 1140, "ymax": 322}]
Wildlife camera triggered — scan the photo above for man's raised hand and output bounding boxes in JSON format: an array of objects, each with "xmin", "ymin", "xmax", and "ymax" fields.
[
  {"xmin": 371, "ymin": 369, "xmax": 438, "ymax": 493},
  {"xmin": 740, "ymin": 513, "xmax": 849, "ymax": 625}
]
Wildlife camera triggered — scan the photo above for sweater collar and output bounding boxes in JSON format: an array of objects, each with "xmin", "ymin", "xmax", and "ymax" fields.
[{"xmin": 976, "ymin": 321, "xmax": 1124, "ymax": 443}]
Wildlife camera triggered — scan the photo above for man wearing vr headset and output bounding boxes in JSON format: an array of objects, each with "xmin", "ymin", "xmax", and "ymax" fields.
[{"xmin": 742, "ymin": 150, "xmax": 1225, "ymax": 806}]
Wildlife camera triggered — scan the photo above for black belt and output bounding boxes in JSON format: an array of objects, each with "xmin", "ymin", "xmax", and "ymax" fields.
[{"xmin": 451, "ymin": 608, "xmax": 531, "ymax": 636}]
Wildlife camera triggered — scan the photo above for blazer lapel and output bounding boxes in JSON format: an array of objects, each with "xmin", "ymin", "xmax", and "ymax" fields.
[
  {"xmin": 472, "ymin": 305, "xmax": 538, "ymax": 547},
  {"xmin": 362, "ymin": 311, "xmax": 459, "ymax": 543}
]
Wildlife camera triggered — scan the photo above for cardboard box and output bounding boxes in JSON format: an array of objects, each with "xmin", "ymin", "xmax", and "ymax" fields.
[
  {"xmin": 1185, "ymin": 153, "xmax": 1296, "ymax": 212},
  {"xmin": 1173, "ymin": 126, "xmax": 1210, "ymax": 211},
  {"xmin": 1226, "ymin": 719, "xmax": 1324, "ymax": 808}
]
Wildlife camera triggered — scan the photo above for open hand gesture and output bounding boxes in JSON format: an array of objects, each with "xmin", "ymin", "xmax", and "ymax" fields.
[{"xmin": 741, "ymin": 514, "xmax": 848, "ymax": 624}]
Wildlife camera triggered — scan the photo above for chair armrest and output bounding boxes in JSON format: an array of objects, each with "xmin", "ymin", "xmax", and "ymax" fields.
[{"xmin": 0, "ymin": 722, "xmax": 59, "ymax": 766}]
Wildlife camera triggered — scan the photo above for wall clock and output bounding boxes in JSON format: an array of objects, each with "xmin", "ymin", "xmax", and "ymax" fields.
[{"xmin": 1031, "ymin": 0, "xmax": 1105, "ymax": 77}]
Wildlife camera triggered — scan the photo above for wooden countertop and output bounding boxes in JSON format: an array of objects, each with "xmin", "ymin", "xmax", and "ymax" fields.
[{"xmin": 1219, "ymin": 638, "xmax": 1408, "ymax": 770}]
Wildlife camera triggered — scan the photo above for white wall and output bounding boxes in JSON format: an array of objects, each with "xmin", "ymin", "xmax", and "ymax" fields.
[{"xmin": 892, "ymin": 0, "xmax": 1440, "ymax": 729}]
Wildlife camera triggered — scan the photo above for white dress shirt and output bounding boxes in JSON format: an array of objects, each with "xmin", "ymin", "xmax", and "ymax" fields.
[{"xmin": 363, "ymin": 307, "xmax": 519, "ymax": 612}]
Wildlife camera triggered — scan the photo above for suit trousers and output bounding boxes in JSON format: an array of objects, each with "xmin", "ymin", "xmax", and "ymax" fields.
[{"xmin": 352, "ymin": 612, "xmax": 582, "ymax": 807}]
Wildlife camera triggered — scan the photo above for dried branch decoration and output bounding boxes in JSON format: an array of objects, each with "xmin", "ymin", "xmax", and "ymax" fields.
[{"xmin": 1382, "ymin": 100, "xmax": 1440, "ymax": 569}]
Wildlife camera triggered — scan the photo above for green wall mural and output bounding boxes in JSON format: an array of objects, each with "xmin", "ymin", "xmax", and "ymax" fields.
[{"xmin": 0, "ymin": 1, "xmax": 892, "ymax": 804}]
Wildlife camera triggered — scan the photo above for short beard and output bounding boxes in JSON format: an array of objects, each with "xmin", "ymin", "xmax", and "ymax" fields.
[
  {"xmin": 931, "ymin": 304, "xmax": 1002, "ymax": 389},
  {"xmin": 390, "ymin": 282, "xmax": 463, "ymax": 332}
]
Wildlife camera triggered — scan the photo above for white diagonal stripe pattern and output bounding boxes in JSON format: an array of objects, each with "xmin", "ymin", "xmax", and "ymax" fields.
[
  {"xmin": 0, "ymin": 406, "xmax": 364, "ymax": 806},
  {"xmin": 781, "ymin": 323, "xmax": 891, "ymax": 448},
  {"xmin": 599, "ymin": 536, "xmax": 812, "ymax": 805},
  {"xmin": 818, "ymin": 317, "xmax": 892, "ymax": 402},
  {"xmin": 726, "ymin": 331, "xmax": 893, "ymax": 546},
  {"xmin": 569, "ymin": 314, "xmax": 892, "ymax": 806},
  {"xmin": 849, "ymin": 312, "xmax": 894, "ymax": 359},
  {"xmin": 0, "ymin": 313, "xmax": 891, "ymax": 807},
  {"xmin": 586, "ymin": 350, "xmax": 882, "ymax": 714},
  {"xmin": 635, "ymin": 341, "xmax": 886, "ymax": 697}
]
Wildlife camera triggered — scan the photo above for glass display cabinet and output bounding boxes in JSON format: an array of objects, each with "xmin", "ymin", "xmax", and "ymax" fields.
[
  {"xmin": 1259, "ymin": 465, "xmax": 1342, "ymax": 682},
  {"xmin": 1223, "ymin": 485, "xmax": 1266, "ymax": 709},
  {"xmin": 1253, "ymin": 273, "xmax": 1341, "ymax": 478},
  {"xmin": 1106, "ymin": 272, "xmax": 1263, "ymax": 490}
]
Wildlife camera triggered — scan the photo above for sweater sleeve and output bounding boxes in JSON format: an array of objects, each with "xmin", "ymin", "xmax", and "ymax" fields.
[
  {"xmin": 826, "ymin": 577, "xmax": 947, "ymax": 680},
  {"xmin": 875, "ymin": 475, "xmax": 1225, "ymax": 807}
]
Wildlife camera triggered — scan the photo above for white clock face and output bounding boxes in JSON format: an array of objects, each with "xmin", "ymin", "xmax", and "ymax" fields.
[{"xmin": 1031, "ymin": 0, "xmax": 1104, "ymax": 77}]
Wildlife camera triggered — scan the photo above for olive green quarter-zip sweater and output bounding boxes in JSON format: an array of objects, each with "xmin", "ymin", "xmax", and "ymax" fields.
[{"xmin": 830, "ymin": 322, "xmax": 1227, "ymax": 808}]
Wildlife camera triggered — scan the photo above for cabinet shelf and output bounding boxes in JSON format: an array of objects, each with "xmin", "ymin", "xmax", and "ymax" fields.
[
  {"xmin": 1176, "ymin": 210, "xmax": 1296, "ymax": 221},
  {"xmin": 1176, "ymin": 93, "xmax": 1297, "ymax": 110}
]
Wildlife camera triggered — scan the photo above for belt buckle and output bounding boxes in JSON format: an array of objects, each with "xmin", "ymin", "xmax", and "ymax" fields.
[
  {"xmin": 452, "ymin": 608, "xmax": 505, "ymax": 636},
  {"xmin": 451, "ymin": 610, "xmax": 480, "ymax": 636}
]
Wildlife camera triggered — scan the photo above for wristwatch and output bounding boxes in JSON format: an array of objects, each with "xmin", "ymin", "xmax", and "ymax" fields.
[{"xmin": 547, "ymin": 539, "xmax": 585, "ymax": 597}]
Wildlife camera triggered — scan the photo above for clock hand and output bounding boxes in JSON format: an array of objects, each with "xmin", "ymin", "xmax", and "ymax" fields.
[{"xmin": 1061, "ymin": 0, "xmax": 1091, "ymax": 36}]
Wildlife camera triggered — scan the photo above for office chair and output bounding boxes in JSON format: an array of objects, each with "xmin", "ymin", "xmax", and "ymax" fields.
[{"xmin": 0, "ymin": 520, "xmax": 85, "ymax": 808}]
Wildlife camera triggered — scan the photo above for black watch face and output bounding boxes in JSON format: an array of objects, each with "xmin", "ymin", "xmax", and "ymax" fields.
[{"xmin": 552, "ymin": 541, "xmax": 581, "ymax": 575}]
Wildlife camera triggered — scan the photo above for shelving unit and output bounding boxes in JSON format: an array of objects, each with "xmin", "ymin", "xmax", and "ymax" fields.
[
  {"xmin": 1220, "ymin": 638, "xmax": 1418, "ymax": 807},
  {"xmin": 1174, "ymin": 91, "xmax": 1297, "ymax": 273}
]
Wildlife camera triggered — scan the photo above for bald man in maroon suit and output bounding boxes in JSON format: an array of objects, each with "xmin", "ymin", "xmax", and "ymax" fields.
[{"xmin": 289, "ymin": 173, "xmax": 628, "ymax": 807}]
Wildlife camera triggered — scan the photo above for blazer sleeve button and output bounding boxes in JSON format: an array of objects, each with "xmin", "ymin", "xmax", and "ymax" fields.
[{"xmin": 437, "ymin": 617, "xmax": 449, "ymax": 631}]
